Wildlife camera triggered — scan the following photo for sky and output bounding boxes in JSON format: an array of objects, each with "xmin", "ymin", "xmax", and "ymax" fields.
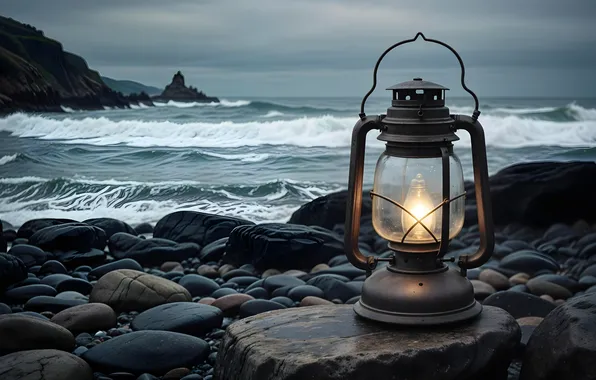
[{"xmin": 2, "ymin": 0, "xmax": 595, "ymax": 97}]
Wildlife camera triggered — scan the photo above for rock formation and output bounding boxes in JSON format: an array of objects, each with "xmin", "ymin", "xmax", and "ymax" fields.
[
  {"xmin": 0, "ymin": 16, "xmax": 129, "ymax": 115},
  {"xmin": 152, "ymin": 71, "xmax": 219, "ymax": 103}
]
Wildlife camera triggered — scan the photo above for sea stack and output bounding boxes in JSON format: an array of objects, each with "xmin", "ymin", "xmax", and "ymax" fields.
[{"xmin": 152, "ymin": 71, "xmax": 219, "ymax": 103}]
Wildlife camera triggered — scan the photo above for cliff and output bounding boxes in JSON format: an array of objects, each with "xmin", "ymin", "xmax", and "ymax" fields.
[
  {"xmin": 0, "ymin": 16, "xmax": 129, "ymax": 115},
  {"xmin": 152, "ymin": 71, "xmax": 219, "ymax": 103}
]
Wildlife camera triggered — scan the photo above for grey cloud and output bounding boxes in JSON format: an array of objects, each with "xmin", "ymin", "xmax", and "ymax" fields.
[{"xmin": 1, "ymin": 0, "xmax": 594, "ymax": 96}]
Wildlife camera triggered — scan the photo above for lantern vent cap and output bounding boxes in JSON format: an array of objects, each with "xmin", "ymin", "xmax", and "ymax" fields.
[{"xmin": 386, "ymin": 78, "xmax": 449, "ymax": 91}]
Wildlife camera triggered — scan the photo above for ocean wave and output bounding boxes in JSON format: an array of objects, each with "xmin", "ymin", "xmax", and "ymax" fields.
[
  {"xmin": 0, "ymin": 154, "xmax": 18, "ymax": 166},
  {"xmin": 0, "ymin": 176, "xmax": 344, "ymax": 227},
  {"xmin": 262, "ymin": 110, "xmax": 285, "ymax": 118},
  {"xmin": 2, "ymin": 106, "xmax": 596, "ymax": 149},
  {"xmin": 153, "ymin": 99, "xmax": 250, "ymax": 108}
]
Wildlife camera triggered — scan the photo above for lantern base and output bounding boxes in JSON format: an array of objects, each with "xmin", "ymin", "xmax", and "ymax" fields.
[{"xmin": 354, "ymin": 262, "xmax": 481, "ymax": 325}]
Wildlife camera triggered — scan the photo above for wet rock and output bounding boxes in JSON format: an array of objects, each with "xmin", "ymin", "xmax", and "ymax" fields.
[
  {"xmin": 0, "ymin": 314, "xmax": 75, "ymax": 354},
  {"xmin": 39, "ymin": 259, "xmax": 68, "ymax": 275},
  {"xmin": 526, "ymin": 278, "xmax": 573, "ymax": 300},
  {"xmin": 29, "ymin": 222, "xmax": 107, "ymax": 253},
  {"xmin": 200, "ymin": 237, "xmax": 228, "ymax": 262},
  {"xmin": 89, "ymin": 269, "xmax": 191, "ymax": 312},
  {"xmin": 51, "ymin": 303, "xmax": 117, "ymax": 334},
  {"xmin": 109, "ymin": 233, "xmax": 201, "ymax": 266},
  {"xmin": 270, "ymin": 296, "xmax": 295, "ymax": 307},
  {"xmin": 471, "ymin": 280, "xmax": 496, "ymax": 300},
  {"xmin": 238, "ymin": 299, "xmax": 287, "ymax": 318},
  {"xmin": 299, "ymin": 296, "xmax": 334, "ymax": 306},
  {"xmin": 499, "ymin": 250, "xmax": 559, "ymax": 275},
  {"xmin": 216, "ymin": 305, "xmax": 520, "ymax": 380},
  {"xmin": 223, "ymin": 223, "xmax": 344, "ymax": 271},
  {"xmin": 154, "ymin": 211, "xmax": 253, "ymax": 246},
  {"xmin": 82, "ymin": 330, "xmax": 210, "ymax": 375},
  {"xmin": 83, "ymin": 217, "xmax": 137, "ymax": 238},
  {"xmin": 197, "ymin": 264, "xmax": 219, "ymax": 278},
  {"xmin": 211, "ymin": 294, "xmax": 255, "ymax": 317},
  {"xmin": 0, "ymin": 253, "xmax": 27, "ymax": 290},
  {"xmin": 484, "ymin": 291, "xmax": 556, "ymax": 318},
  {"xmin": 178, "ymin": 274, "xmax": 220, "ymax": 297},
  {"xmin": 245, "ymin": 287, "xmax": 268, "ymax": 299},
  {"xmin": 479, "ymin": 268, "xmax": 511, "ymax": 290},
  {"xmin": 516, "ymin": 317, "xmax": 543, "ymax": 353},
  {"xmin": 305, "ymin": 276, "xmax": 359, "ymax": 302},
  {"xmin": 262, "ymin": 274, "xmax": 306, "ymax": 292},
  {"xmin": 4, "ymin": 284, "xmax": 57, "ymax": 302},
  {"xmin": 132, "ymin": 302, "xmax": 223, "ymax": 336},
  {"xmin": 7, "ymin": 244, "xmax": 47, "ymax": 267},
  {"xmin": 88, "ymin": 258, "xmax": 144, "ymax": 279},
  {"xmin": 17, "ymin": 218, "xmax": 78, "ymax": 239},
  {"xmin": 0, "ymin": 349, "xmax": 93, "ymax": 380},
  {"xmin": 287, "ymin": 285, "xmax": 325, "ymax": 301},
  {"xmin": 134, "ymin": 223, "xmax": 154, "ymax": 235},
  {"xmin": 521, "ymin": 292, "xmax": 596, "ymax": 380},
  {"xmin": 510, "ymin": 273, "xmax": 530, "ymax": 285},
  {"xmin": 24, "ymin": 295, "xmax": 87, "ymax": 313}
]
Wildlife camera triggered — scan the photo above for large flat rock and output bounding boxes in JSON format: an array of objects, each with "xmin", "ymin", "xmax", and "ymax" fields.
[{"xmin": 215, "ymin": 305, "xmax": 520, "ymax": 380}]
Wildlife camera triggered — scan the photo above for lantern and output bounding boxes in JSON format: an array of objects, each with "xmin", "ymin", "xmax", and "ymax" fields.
[{"xmin": 345, "ymin": 33, "xmax": 495, "ymax": 325}]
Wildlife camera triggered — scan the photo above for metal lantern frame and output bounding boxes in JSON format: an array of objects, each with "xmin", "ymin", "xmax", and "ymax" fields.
[{"xmin": 344, "ymin": 32, "xmax": 495, "ymax": 325}]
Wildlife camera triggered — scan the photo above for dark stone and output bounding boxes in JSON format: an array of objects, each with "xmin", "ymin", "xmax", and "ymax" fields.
[
  {"xmin": 24, "ymin": 295, "xmax": 87, "ymax": 313},
  {"xmin": 287, "ymin": 285, "xmax": 325, "ymax": 301},
  {"xmin": 509, "ymin": 284, "xmax": 530, "ymax": 293},
  {"xmin": 0, "ymin": 253, "xmax": 27, "ymax": 290},
  {"xmin": 82, "ymin": 330, "xmax": 210, "ymax": 375},
  {"xmin": 270, "ymin": 296, "xmax": 294, "ymax": 308},
  {"xmin": 225, "ymin": 276, "xmax": 260, "ymax": 287},
  {"xmin": 499, "ymin": 250, "xmax": 559, "ymax": 275},
  {"xmin": 11, "ymin": 238, "xmax": 29, "ymax": 246},
  {"xmin": 211, "ymin": 288, "xmax": 238, "ymax": 298},
  {"xmin": 41, "ymin": 273, "xmax": 72, "ymax": 288},
  {"xmin": 56, "ymin": 278, "xmax": 93, "ymax": 295},
  {"xmin": 84, "ymin": 218, "xmax": 137, "ymax": 239},
  {"xmin": 55, "ymin": 248, "xmax": 106, "ymax": 268},
  {"xmin": 88, "ymin": 258, "xmax": 144, "ymax": 279},
  {"xmin": 108, "ymin": 233, "xmax": 201, "ymax": 266},
  {"xmin": 4, "ymin": 284, "xmax": 57, "ymax": 302},
  {"xmin": 154, "ymin": 211, "xmax": 253, "ymax": 247},
  {"xmin": 306, "ymin": 276, "xmax": 360, "ymax": 302},
  {"xmin": 6, "ymin": 244, "xmax": 47, "ymax": 267},
  {"xmin": 576, "ymin": 233, "xmax": 596, "ymax": 251},
  {"xmin": 245, "ymin": 287, "xmax": 269, "ymax": 299},
  {"xmin": 520, "ymin": 292, "xmax": 596, "ymax": 380},
  {"xmin": 310, "ymin": 264, "xmax": 366, "ymax": 279},
  {"xmin": 0, "ymin": 303, "xmax": 11, "ymax": 314},
  {"xmin": 532, "ymin": 274, "xmax": 581, "ymax": 292},
  {"xmin": 0, "ymin": 349, "xmax": 93, "ymax": 380},
  {"xmin": 262, "ymin": 275, "xmax": 306, "ymax": 292},
  {"xmin": 288, "ymin": 189, "xmax": 372, "ymax": 230},
  {"xmin": 224, "ymin": 224, "xmax": 344, "ymax": 271},
  {"xmin": 271, "ymin": 285, "xmax": 293, "ymax": 298},
  {"xmin": 221, "ymin": 269, "xmax": 256, "ymax": 281},
  {"xmin": 131, "ymin": 302, "xmax": 223, "ymax": 336},
  {"xmin": 39, "ymin": 260, "xmax": 68, "ymax": 275},
  {"xmin": 17, "ymin": 218, "xmax": 78, "ymax": 239},
  {"xmin": 134, "ymin": 223, "xmax": 154, "ymax": 235},
  {"xmin": 243, "ymin": 279, "xmax": 264, "ymax": 292},
  {"xmin": 215, "ymin": 305, "xmax": 520, "ymax": 380},
  {"xmin": 238, "ymin": 299, "xmax": 286, "ymax": 318},
  {"xmin": 483, "ymin": 291, "xmax": 556, "ymax": 319},
  {"xmin": 579, "ymin": 243, "xmax": 596, "ymax": 259},
  {"xmin": 178, "ymin": 274, "xmax": 220, "ymax": 297},
  {"xmin": 328, "ymin": 255, "xmax": 349, "ymax": 267},
  {"xmin": 200, "ymin": 238, "xmax": 228, "ymax": 262},
  {"xmin": 29, "ymin": 222, "xmax": 107, "ymax": 253}
]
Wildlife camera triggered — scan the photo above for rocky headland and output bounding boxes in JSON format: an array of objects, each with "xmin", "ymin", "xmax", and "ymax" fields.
[
  {"xmin": 0, "ymin": 16, "xmax": 218, "ymax": 115},
  {"xmin": 152, "ymin": 71, "xmax": 219, "ymax": 104},
  {"xmin": 1, "ymin": 161, "xmax": 596, "ymax": 380}
]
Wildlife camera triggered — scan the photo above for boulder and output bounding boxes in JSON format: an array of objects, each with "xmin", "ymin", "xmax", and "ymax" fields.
[
  {"xmin": 82, "ymin": 330, "xmax": 210, "ymax": 375},
  {"xmin": 108, "ymin": 233, "xmax": 201, "ymax": 266},
  {"xmin": 0, "ymin": 349, "xmax": 93, "ymax": 380},
  {"xmin": 0, "ymin": 253, "xmax": 27, "ymax": 290},
  {"xmin": 215, "ymin": 305, "xmax": 520, "ymax": 380},
  {"xmin": 28, "ymin": 222, "xmax": 107, "ymax": 253},
  {"xmin": 154, "ymin": 211, "xmax": 253, "ymax": 247},
  {"xmin": 17, "ymin": 218, "xmax": 78, "ymax": 239},
  {"xmin": 0, "ymin": 314, "xmax": 75, "ymax": 354},
  {"xmin": 466, "ymin": 161, "xmax": 596, "ymax": 227},
  {"xmin": 521, "ymin": 292, "xmax": 596, "ymax": 380},
  {"xmin": 83, "ymin": 217, "xmax": 137, "ymax": 238},
  {"xmin": 131, "ymin": 302, "xmax": 223, "ymax": 336},
  {"xmin": 89, "ymin": 269, "xmax": 192, "ymax": 312},
  {"xmin": 223, "ymin": 223, "xmax": 344, "ymax": 271}
]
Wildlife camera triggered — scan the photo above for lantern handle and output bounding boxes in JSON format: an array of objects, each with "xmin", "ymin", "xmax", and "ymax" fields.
[
  {"xmin": 360, "ymin": 32, "xmax": 480, "ymax": 121},
  {"xmin": 452, "ymin": 115, "xmax": 495, "ymax": 270},
  {"xmin": 345, "ymin": 115, "xmax": 383, "ymax": 274}
]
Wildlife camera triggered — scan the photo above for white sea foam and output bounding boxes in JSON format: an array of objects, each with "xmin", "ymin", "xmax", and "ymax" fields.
[
  {"xmin": 153, "ymin": 99, "xmax": 250, "ymax": 108},
  {"xmin": 60, "ymin": 106, "xmax": 75, "ymax": 113},
  {"xmin": 2, "ymin": 104, "xmax": 596, "ymax": 149},
  {"xmin": 262, "ymin": 111, "xmax": 285, "ymax": 118},
  {"xmin": 0, "ymin": 154, "xmax": 18, "ymax": 166}
]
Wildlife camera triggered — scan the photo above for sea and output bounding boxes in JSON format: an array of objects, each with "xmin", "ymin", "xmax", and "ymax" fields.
[{"xmin": 1, "ymin": 96, "xmax": 595, "ymax": 228}]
